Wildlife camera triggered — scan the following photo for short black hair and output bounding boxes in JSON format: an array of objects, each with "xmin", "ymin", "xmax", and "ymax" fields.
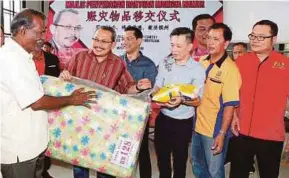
[
  {"xmin": 170, "ymin": 27, "xmax": 194, "ymax": 43},
  {"xmin": 253, "ymin": 20, "xmax": 278, "ymax": 36},
  {"xmin": 124, "ymin": 26, "xmax": 143, "ymax": 39},
  {"xmin": 192, "ymin": 14, "xmax": 215, "ymax": 31},
  {"xmin": 53, "ymin": 9, "xmax": 79, "ymax": 25},
  {"xmin": 43, "ymin": 41, "xmax": 52, "ymax": 48},
  {"xmin": 96, "ymin": 26, "xmax": 116, "ymax": 42},
  {"xmin": 233, "ymin": 42, "xmax": 247, "ymax": 50},
  {"xmin": 11, "ymin": 8, "xmax": 46, "ymax": 37},
  {"xmin": 209, "ymin": 23, "xmax": 232, "ymax": 41}
]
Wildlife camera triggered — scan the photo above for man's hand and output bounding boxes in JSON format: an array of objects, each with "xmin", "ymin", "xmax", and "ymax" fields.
[
  {"xmin": 212, "ymin": 134, "xmax": 225, "ymax": 155},
  {"xmin": 149, "ymin": 87, "xmax": 160, "ymax": 98},
  {"xmin": 182, "ymin": 96, "xmax": 201, "ymax": 107},
  {"xmin": 60, "ymin": 70, "xmax": 72, "ymax": 81},
  {"xmin": 69, "ymin": 88, "xmax": 97, "ymax": 108},
  {"xmin": 137, "ymin": 78, "xmax": 152, "ymax": 91},
  {"xmin": 157, "ymin": 96, "xmax": 182, "ymax": 108},
  {"xmin": 231, "ymin": 113, "xmax": 240, "ymax": 136}
]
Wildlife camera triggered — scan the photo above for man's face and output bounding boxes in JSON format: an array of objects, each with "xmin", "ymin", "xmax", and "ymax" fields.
[
  {"xmin": 233, "ymin": 45, "xmax": 247, "ymax": 60},
  {"xmin": 194, "ymin": 18, "xmax": 214, "ymax": 47},
  {"xmin": 249, "ymin": 25, "xmax": 276, "ymax": 54},
  {"xmin": 122, "ymin": 31, "xmax": 141, "ymax": 54},
  {"xmin": 24, "ymin": 16, "xmax": 46, "ymax": 53},
  {"xmin": 170, "ymin": 35, "xmax": 193, "ymax": 61},
  {"xmin": 42, "ymin": 44, "xmax": 52, "ymax": 53},
  {"xmin": 52, "ymin": 12, "xmax": 81, "ymax": 48},
  {"xmin": 0, "ymin": 28, "xmax": 4, "ymax": 47},
  {"xmin": 207, "ymin": 28, "xmax": 229, "ymax": 56},
  {"xmin": 92, "ymin": 29, "xmax": 115, "ymax": 57}
]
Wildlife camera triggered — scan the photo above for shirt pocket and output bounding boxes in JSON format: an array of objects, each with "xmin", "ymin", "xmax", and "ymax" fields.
[{"xmin": 204, "ymin": 78, "xmax": 223, "ymax": 106}]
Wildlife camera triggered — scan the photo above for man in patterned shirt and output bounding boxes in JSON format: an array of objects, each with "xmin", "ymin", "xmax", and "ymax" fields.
[{"xmin": 60, "ymin": 26, "xmax": 152, "ymax": 178}]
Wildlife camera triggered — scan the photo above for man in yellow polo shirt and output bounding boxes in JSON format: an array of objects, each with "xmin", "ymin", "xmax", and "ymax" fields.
[{"xmin": 191, "ymin": 23, "xmax": 241, "ymax": 178}]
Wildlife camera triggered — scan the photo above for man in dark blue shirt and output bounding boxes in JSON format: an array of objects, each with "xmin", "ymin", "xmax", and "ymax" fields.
[{"xmin": 120, "ymin": 26, "xmax": 157, "ymax": 178}]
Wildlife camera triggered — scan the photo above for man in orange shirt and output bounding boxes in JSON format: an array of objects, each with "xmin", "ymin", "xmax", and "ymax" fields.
[{"xmin": 230, "ymin": 20, "xmax": 289, "ymax": 178}]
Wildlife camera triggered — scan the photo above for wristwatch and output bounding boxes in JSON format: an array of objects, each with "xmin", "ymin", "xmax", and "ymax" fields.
[{"xmin": 219, "ymin": 130, "xmax": 226, "ymax": 136}]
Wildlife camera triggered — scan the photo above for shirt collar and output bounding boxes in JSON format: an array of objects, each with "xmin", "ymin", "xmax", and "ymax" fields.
[
  {"xmin": 205, "ymin": 52, "xmax": 228, "ymax": 68},
  {"xmin": 167, "ymin": 55, "xmax": 196, "ymax": 68},
  {"xmin": 6, "ymin": 38, "xmax": 32, "ymax": 60},
  {"xmin": 123, "ymin": 51, "xmax": 143, "ymax": 63}
]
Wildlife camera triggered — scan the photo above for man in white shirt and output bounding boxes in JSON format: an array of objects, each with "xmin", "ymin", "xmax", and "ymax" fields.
[{"xmin": 0, "ymin": 9, "xmax": 95, "ymax": 178}]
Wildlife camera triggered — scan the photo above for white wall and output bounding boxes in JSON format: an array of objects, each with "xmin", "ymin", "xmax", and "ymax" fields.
[{"xmin": 224, "ymin": 1, "xmax": 289, "ymax": 43}]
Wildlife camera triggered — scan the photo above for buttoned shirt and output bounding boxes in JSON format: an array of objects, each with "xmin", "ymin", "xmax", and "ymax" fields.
[
  {"xmin": 236, "ymin": 51, "xmax": 289, "ymax": 141},
  {"xmin": 195, "ymin": 53, "xmax": 241, "ymax": 138},
  {"xmin": 155, "ymin": 56, "xmax": 206, "ymax": 119},
  {"xmin": 66, "ymin": 50, "xmax": 135, "ymax": 94},
  {"xmin": 120, "ymin": 52, "xmax": 157, "ymax": 85},
  {"xmin": 0, "ymin": 39, "xmax": 48, "ymax": 164}
]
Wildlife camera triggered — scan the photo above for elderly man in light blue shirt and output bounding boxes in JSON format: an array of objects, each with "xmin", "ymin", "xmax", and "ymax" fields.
[{"xmin": 152, "ymin": 27, "xmax": 206, "ymax": 178}]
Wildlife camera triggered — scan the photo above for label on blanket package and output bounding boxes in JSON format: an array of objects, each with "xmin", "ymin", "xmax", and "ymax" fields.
[{"xmin": 111, "ymin": 137, "xmax": 137, "ymax": 168}]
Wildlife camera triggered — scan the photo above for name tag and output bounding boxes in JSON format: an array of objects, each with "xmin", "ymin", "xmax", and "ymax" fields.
[{"xmin": 48, "ymin": 65, "xmax": 56, "ymax": 68}]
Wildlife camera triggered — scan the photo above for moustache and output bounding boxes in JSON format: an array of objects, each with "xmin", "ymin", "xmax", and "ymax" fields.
[{"xmin": 65, "ymin": 36, "xmax": 77, "ymax": 41}]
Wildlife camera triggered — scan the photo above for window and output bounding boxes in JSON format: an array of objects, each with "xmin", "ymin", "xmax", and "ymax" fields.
[{"xmin": 1, "ymin": 0, "xmax": 22, "ymax": 36}]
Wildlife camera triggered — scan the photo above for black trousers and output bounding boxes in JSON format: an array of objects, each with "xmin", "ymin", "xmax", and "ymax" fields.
[
  {"xmin": 139, "ymin": 122, "xmax": 152, "ymax": 178},
  {"xmin": 225, "ymin": 137, "xmax": 254, "ymax": 165},
  {"xmin": 154, "ymin": 112, "xmax": 192, "ymax": 178},
  {"xmin": 230, "ymin": 135, "xmax": 283, "ymax": 178},
  {"xmin": 42, "ymin": 156, "xmax": 52, "ymax": 177}
]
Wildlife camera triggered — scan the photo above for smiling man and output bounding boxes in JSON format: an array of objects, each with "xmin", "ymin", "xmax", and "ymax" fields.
[
  {"xmin": 50, "ymin": 9, "xmax": 83, "ymax": 70},
  {"xmin": 60, "ymin": 26, "xmax": 152, "ymax": 178},
  {"xmin": 230, "ymin": 20, "xmax": 289, "ymax": 178}
]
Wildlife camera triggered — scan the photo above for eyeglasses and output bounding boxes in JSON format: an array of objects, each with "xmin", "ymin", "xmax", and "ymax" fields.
[
  {"xmin": 54, "ymin": 24, "xmax": 83, "ymax": 31},
  {"xmin": 248, "ymin": 34, "xmax": 273, "ymax": 41},
  {"xmin": 92, "ymin": 38, "xmax": 113, "ymax": 45}
]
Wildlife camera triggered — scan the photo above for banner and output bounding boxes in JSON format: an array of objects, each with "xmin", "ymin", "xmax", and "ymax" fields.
[{"xmin": 46, "ymin": 0, "xmax": 223, "ymax": 67}]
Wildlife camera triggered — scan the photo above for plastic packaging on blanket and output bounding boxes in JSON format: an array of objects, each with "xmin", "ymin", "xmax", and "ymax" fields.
[
  {"xmin": 40, "ymin": 75, "xmax": 150, "ymax": 178},
  {"xmin": 152, "ymin": 84, "xmax": 199, "ymax": 103}
]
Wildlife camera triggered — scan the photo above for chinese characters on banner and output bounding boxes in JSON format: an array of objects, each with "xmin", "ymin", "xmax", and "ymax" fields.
[{"xmin": 46, "ymin": 0, "xmax": 223, "ymax": 66}]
